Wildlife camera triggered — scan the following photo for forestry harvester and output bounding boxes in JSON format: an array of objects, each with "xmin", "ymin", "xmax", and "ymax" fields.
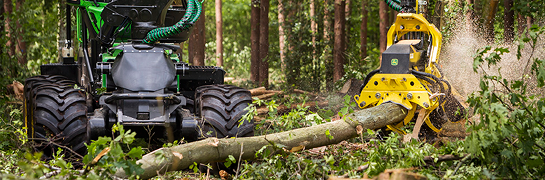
[
  {"xmin": 355, "ymin": 0, "xmax": 466, "ymax": 138},
  {"xmin": 24, "ymin": 0, "xmax": 253, "ymax": 159}
]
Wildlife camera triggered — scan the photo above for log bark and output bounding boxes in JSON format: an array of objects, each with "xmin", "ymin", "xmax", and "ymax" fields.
[{"xmin": 115, "ymin": 103, "xmax": 407, "ymax": 179}]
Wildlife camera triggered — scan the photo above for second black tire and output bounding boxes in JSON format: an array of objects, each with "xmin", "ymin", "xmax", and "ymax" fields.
[
  {"xmin": 195, "ymin": 84, "xmax": 254, "ymax": 138},
  {"xmin": 24, "ymin": 76, "xmax": 88, "ymax": 161}
]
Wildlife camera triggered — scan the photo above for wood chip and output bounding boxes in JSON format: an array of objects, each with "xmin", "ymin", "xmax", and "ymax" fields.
[
  {"xmin": 356, "ymin": 125, "xmax": 363, "ymax": 135},
  {"xmin": 208, "ymin": 138, "xmax": 220, "ymax": 147},
  {"xmin": 92, "ymin": 147, "xmax": 111, "ymax": 164},
  {"xmin": 172, "ymin": 152, "xmax": 183, "ymax": 159},
  {"xmin": 289, "ymin": 145, "xmax": 305, "ymax": 152}
]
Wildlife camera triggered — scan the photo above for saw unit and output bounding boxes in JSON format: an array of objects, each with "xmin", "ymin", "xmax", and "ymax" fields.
[{"xmin": 355, "ymin": 0, "xmax": 466, "ymax": 138}]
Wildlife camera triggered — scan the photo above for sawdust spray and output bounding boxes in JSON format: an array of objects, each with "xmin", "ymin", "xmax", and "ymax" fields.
[{"xmin": 441, "ymin": 19, "xmax": 545, "ymax": 99}]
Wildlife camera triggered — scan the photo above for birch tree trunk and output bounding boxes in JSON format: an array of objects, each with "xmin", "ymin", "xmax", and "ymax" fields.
[{"xmin": 115, "ymin": 103, "xmax": 407, "ymax": 179}]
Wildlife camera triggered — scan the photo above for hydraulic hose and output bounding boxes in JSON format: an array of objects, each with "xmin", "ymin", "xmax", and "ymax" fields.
[
  {"xmin": 411, "ymin": 70, "xmax": 447, "ymax": 105},
  {"xmin": 143, "ymin": 0, "xmax": 202, "ymax": 44},
  {"xmin": 385, "ymin": 0, "xmax": 402, "ymax": 12}
]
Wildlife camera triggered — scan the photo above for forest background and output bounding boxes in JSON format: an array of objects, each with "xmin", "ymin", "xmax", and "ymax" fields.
[{"xmin": 1, "ymin": 0, "xmax": 545, "ymax": 179}]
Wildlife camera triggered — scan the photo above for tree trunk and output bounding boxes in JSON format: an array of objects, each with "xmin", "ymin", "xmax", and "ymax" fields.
[
  {"xmin": 310, "ymin": 0, "xmax": 316, "ymax": 61},
  {"xmin": 215, "ymin": 0, "xmax": 223, "ymax": 67},
  {"xmin": 503, "ymin": 0, "xmax": 514, "ymax": 42},
  {"xmin": 485, "ymin": 0, "xmax": 499, "ymax": 42},
  {"xmin": 4, "ymin": 0, "xmax": 15, "ymax": 58},
  {"xmin": 465, "ymin": 0, "xmax": 474, "ymax": 29},
  {"xmin": 115, "ymin": 103, "xmax": 407, "ymax": 179},
  {"xmin": 324, "ymin": 0, "xmax": 334, "ymax": 89},
  {"xmin": 379, "ymin": 0, "xmax": 387, "ymax": 58},
  {"xmin": 333, "ymin": 0, "xmax": 345, "ymax": 82},
  {"xmin": 278, "ymin": 0, "xmax": 286, "ymax": 72},
  {"xmin": 259, "ymin": 0, "xmax": 269, "ymax": 87},
  {"xmin": 189, "ymin": 3, "xmax": 205, "ymax": 66},
  {"xmin": 250, "ymin": 0, "xmax": 260, "ymax": 83},
  {"xmin": 360, "ymin": 0, "xmax": 368, "ymax": 59},
  {"xmin": 526, "ymin": 16, "xmax": 533, "ymax": 31},
  {"xmin": 0, "ymin": 0, "xmax": 3, "ymax": 57},
  {"xmin": 14, "ymin": 0, "xmax": 26, "ymax": 65}
]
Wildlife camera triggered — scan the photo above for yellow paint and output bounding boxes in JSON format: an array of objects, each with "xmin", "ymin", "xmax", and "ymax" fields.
[
  {"xmin": 355, "ymin": 9, "xmax": 449, "ymax": 134},
  {"xmin": 386, "ymin": 13, "xmax": 443, "ymax": 75}
]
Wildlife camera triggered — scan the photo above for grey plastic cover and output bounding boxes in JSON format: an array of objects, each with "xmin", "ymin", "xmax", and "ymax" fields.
[{"xmin": 112, "ymin": 45, "xmax": 176, "ymax": 91}]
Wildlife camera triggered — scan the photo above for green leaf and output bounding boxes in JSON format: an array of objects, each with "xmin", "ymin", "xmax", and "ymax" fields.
[
  {"xmin": 325, "ymin": 129, "xmax": 334, "ymax": 140},
  {"xmin": 126, "ymin": 147, "xmax": 145, "ymax": 159}
]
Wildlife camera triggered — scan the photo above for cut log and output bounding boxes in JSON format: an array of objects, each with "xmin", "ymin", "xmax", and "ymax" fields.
[
  {"xmin": 249, "ymin": 87, "xmax": 266, "ymax": 96},
  {"xmin": 255, "ymin": 91, "xmax": 282, "ymax": 100},
  {"xmin": 115, "ymin": 103, "xmax": 407, "ymax": 179}
]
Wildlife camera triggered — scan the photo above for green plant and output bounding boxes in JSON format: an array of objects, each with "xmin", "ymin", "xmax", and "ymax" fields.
[
  {"xmin": 465, "ymin": 25, "xmax": 545, "ymax": 178},
  {"xmin": 83, "ymin": 123, "xmax": 145, "ymax": 179}
]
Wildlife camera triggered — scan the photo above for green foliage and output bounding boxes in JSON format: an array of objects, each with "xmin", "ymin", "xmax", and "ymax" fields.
[
  {"xmin": 465, "ymin": 26, "xmax": 545, "ymax": 178},
  {"xmin": 83, "ymin": 123, "xmax": 145, "ymax": 179},
  {"xmin": 224, "ymin": 154, "xmax": 237, "ymax": 168}
]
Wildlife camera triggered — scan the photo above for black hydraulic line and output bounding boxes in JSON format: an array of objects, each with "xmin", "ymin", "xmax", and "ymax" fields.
[
  {"xmin": 385, "ymin": 0, "xmax": 402, "ymax": 12},
  {"xmin": 359, "ymin": 69, "xmax": 381, "ymax": 93},
  {"xmin": 411, "ymin": 70, "xmax": 447, "ymax": 104},
  {"xmin": 66, "ymin": 5, "xmax": 71, "ymax": 48},
  {"xmin": 413, "ymin": 73, "xmax": 446, "ymax": 105},
  {"xmin": 82, "ymin": 22, "xmax": 95, "ymax": 84}
]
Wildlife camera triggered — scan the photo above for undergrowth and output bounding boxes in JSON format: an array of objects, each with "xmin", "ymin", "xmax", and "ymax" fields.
[{"xmin": 0, "ymin": 26, "xmax": 543, "ymax": 179}]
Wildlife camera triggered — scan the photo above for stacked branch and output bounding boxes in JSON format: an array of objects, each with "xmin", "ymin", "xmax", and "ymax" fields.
[{"xmin": 115, "ymin": 103, "xmax": 407, "ymax": 179}]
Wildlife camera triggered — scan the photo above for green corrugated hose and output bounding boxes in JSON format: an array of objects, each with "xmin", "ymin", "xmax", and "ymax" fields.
[
  {"xmin": 143, "ymin": 0, "xmax": 202, "ymax": 44},
  {"xmin": 385, "ymin": 0, "xmax": 402, "ymax": 12}
]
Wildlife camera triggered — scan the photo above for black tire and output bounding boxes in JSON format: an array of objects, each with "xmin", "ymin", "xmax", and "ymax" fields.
[
  {"xmin": 195, "ymin": 84, "xmax": 254, "ymax": 138},
  {"xmin": 24, "ymin": 76, "xmax": 76, "ymax": 126},
  {"xmin": 24, "ymin": 77, "xmax": 88, "ymax": 161},
  {"xmin": 183, "ymin": 98, "xmax": 195, "ymax": 114}
]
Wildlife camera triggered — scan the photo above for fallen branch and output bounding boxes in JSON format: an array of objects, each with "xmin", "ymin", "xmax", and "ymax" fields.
[{"xmin": 115, "ymin": 103, "xmax": 407, "ymax": 179}]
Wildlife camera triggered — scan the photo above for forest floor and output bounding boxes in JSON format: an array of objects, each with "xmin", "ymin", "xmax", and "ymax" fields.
[{"xmin": 1, "ymin": 80, "xmax": 473, "ymax": 179}]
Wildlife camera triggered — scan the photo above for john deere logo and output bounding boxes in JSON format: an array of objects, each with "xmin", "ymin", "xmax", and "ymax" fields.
[{"xmin": 391, "ymin": 59, "xmax": 399, "ymax": 66}]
